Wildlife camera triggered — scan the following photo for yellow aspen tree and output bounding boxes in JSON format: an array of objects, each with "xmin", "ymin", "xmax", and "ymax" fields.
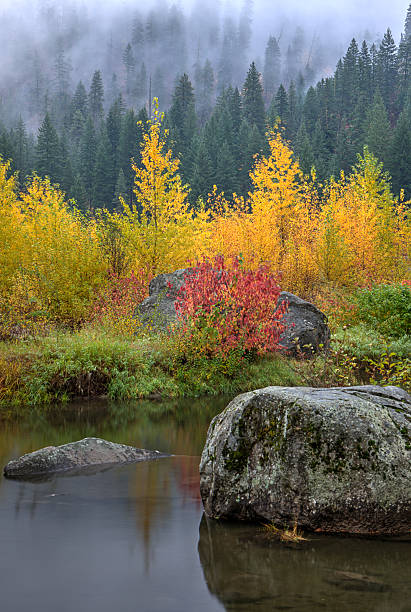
[
  {"xmin": 315, "ymin": 175, "xmax": 352, "ymax": 285},
  {"xmin": 118, "ymin": 107, "xmax": 202, "ymax": 277},
  {"xmin": 0, "ymin": 160, "xmax": 23, "ymax": 296},
  {"xmin": 244, "ymin": 130, "xmax": 318, "ymax": 294},
  {"xmin": 18, "ymin": 175, "xmax": 105, "ymax": 323},
  {"xmin": 333, "ymin": 148, "xmax": 405, "ymax": 284}
]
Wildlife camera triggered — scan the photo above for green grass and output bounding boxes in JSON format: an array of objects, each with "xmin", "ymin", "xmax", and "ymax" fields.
[
  {"xmin": 0, "ymin": 326, "xmax": 302, "ymax": 408},
  {"xmin": 1, "ymin": 315, "xmax": 409, "ymax": 410}
]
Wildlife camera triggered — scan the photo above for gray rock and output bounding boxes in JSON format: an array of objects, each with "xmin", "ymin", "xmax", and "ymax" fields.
[
  {"xmin": 200, "ymin": 385, "xmax": 411, "ymax": 535},
  {"xmin": 135, "ymin": 270, "xmax": 330, "ymax": 356},
  {"xmin": 135, "ymin": 268, "xmax": 192, "ymax": 329},
  {"xmin": 278, "ymin": 291, "xmax": 330, "ymax": 356},
  {"xmin": 4, "ymin": 437, "xmax": 168, "ymax": 480}
]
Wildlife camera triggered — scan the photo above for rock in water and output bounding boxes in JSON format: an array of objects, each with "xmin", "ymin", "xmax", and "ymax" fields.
[
  {"xmin": 4, "ymin": 437, "xmax": 168, "ymax": 479},
  {"xmin": 277, "ymin": 291, "xmax": 330, "ymax": 356},
  {"xmin": 200, "ymin": 386, "xmax": 411, "ymax": 535}
]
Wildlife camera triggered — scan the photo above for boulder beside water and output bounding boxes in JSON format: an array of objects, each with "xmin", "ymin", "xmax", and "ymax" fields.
[
  {"xmin": 199, "ymin": 385, "xmax": 411, "ymax": 535},
  {"xmin": 135, "ymin": 268, "xmax": 330, "ymax": 356},
  {"xmin": 4, "ymin": 437, "xmax": 168, "ymax": 480}
]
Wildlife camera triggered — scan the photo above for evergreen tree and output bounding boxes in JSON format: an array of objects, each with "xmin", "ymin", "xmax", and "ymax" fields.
[
  {"xmin": 80, "ymin": 117, "xmax": 97, "ymax": 208},
  {"xmin": 112, "ymin": 168, "xmax": 128, "ymax": 208},
  {"xmin": 123, "ymin": 43, "xmax": 135, "ymax": 97},
  {"xmin": 118, "ymin": 108, "xmax": 142, "ymax": 204},
  {"xmin": 364, "ymin": 91, "xmax": 392, "ymax": 166},
  {"xmin": 242, "ymin": 62, "xmax": 266, "ymax": 134},
  {"xmin": 169, "ymin": 74, "xmax": 197, "ymax": 176},
  {"xmin": 388, "ymin": 110, "xmax": 411, "ymax": 197},
  {"xmin": 71, "ymin": 81, "xmax": 88, "ymax": 121},
  {"xmin": 269, "ymin": 84, "xmax": 289, "ymax": 127},
  {"xmin": 36, "ymin": 113, "xmax": 61, "ymax": 183},
  {"xmin": 53, "ymin": 43, "xmax": 72, "ymax": 125},
  {"xmin": 302, "ymin": 86, "xmax": 318, "ymax": 134},
  {"xmin": 93, "ymin": 127, "xmax": 116, "ymax": 209},
  {"xmin": 263, "ymin": 35, "xmax": 281, "ymax": 103},
  {"xmin": 190, "ymin": 135, "xmax": 215, "ymax": 203},
  {"xmin": 377, "ymin": 29, "xmax": 398, "ymax": 114},
  {"xmin": 341, "ymin": 38, "xmax": 359, "ymax": 116},
  {"xmin": 89, "ymin": 70, "xmax": 104, "ymax": 123},
  {"xmin": 295, "ymin": 121, "xmax": 315, "ymax": 175},
  {"xmin": 12, "ymin": 117, "xmax": 29, "ymax": 184}
]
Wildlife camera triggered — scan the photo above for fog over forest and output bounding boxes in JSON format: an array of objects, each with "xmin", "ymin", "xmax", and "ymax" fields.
[{"xmin": 0, "ymin": 0, "xmax": 408, "ymax": 129}]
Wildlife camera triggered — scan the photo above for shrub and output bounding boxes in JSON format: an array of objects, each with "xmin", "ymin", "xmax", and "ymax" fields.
[
  {"xmin": 353, "ymin": 283, "xmax": 411, "ymax": 338},
  {"xmin": 88, "ymin": 270, "xmax": 148, "ymax": 336},
  {"xmin": 172, "ymin": 256, "xmax": 286, "ymax": 366}
]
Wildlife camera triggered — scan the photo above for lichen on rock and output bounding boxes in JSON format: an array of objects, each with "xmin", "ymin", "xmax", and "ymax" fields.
[{"xmin": 199, "ymin": 385, "xmax": 411, "ymax": 535}]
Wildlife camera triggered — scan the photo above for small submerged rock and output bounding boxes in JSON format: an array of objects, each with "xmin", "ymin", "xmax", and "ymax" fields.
[
  {"xmin": 200, "ymin": 385, "xmax": 411, "ymax": 535},
  {"xmin": 4, "ymin": 437, "xmax": 169, "ymax": 480}
]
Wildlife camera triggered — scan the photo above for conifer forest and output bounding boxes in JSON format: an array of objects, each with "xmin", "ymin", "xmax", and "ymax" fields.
[{"xmin": 0, "ymin": 0, "xmax": 410, "ymax": 206}]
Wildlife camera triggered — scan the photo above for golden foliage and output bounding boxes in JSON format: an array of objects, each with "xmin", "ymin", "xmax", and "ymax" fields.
[{"xmin": 0, "ymin": 127, "xmax": 409, "ymax": 334}]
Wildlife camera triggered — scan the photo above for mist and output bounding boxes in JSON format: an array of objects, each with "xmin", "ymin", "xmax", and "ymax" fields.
[{"xmin": 0, "ymin": 0, "xmax": 409, "ymax": 130}]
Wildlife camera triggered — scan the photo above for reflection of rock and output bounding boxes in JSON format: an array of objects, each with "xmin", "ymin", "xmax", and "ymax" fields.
[
  {"xmin": 198, "ymin": 516, "xmax": 407, "ymax": 612},
  {"xmin": 200, "ymin": 385, "xmax": 411, "ymax": 535},
  {"xmin": 4, "ymin": 437, "xmax": 168, "ymax": 480}
]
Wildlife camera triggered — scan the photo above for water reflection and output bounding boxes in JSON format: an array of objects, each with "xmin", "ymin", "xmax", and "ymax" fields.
[
  {"xmin": 1, "ymin": 398, "xmax": 410, "ymax": 612},
  {"xmin": 198, "ymin": 516, "xmax": 411, "ymax": 611}
]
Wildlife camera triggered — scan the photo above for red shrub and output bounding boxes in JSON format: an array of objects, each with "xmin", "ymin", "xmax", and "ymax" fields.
[{"xmin": 174, "ymin": 256, "xmax": 286, "ymax": 359}]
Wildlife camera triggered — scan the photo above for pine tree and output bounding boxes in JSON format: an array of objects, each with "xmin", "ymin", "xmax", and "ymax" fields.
[
  {"xmin": 106, "ymin": 98, "xmax": 123, "ymax": 176},
  {"xmin": 377, "ymin": 29, "xmax": 398, "ymax": 114},
  {"xmin": 295, "ymin": 121, "xmax": 315, "ymax": 175},
  {"xmin": 118, "ymin": 108, "xmax": 142, "ymax": 205},
  {"xmin": 89, "ymin": 70, "xmax": 104, "ymax": 123},
  {"xmin": 71, "ymin": 81, "xmax": 88, "ymax": 121},
  {"xmin": 263, "ymin": 36, "xmax": 281, "ymax": 104},
  {"xmin": 242, "ymin": 62, "xmax": 266, "ymax": 134},
  {"xmin": 269, "ymin": 84, "xmax": 289, "ymax": 127},
  {"xmin": 398, "ymin": 6, "xmax": 411, "ymax": 105},
  {"xmin": 53, "ymin": 43, "xmax": 72, "ymax": 125},
  {"xmin": 80, "ymin": 117, "xmax": 97, "ymax": 208},
  {"xmin": 388, "ymin": 110, "xmax": 411, "ymax": 197},
  {"xmin": 36, "ymin": 113, "xmax": 61, "ymax": 183},
  {"xmin": 341, "ymin": 38, "xmax": 360, "ymax": 117},
  {"xmin": 93, "ymin": 127, "xmax": 116, "ymax": 209},
  {"xmin": 364, "ymin": 91, "xmax": 392, "ymax": 166},
  {"xmin": 190, "ymin": 135, "xmax": 215, "ymax": 204},
  {"xmin": 123, "ymin": 43, "xmax": 135, "ymax": 97},
  {"xmin": 113, "ymin": 168, "xmax": 128, "ymax": 209},
  {"xmin": 169, "ymin": 74, "xmax": 197, "ymax": 176},
  {"xmin": 12, "ymin": 117, "xmax": 29, "ymax": 185}
]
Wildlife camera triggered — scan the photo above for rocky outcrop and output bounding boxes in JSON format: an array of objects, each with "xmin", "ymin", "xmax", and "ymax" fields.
[
  {"xmin": 200, "ymin": 385, "xmax": 411, "ymax": 535},
  {"xmin": 4, "ymin": 437, "xmax": 168, "ymax": 480},
  {"xmin": 135, "ymin": 269, "xmax": 330, "ymax": 356},
  {"xmin": 278, "ymin": 291, "xmax": 330, "ymax": 356}
]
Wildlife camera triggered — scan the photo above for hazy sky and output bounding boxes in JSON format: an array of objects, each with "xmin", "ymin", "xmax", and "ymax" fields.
[{"xmin": 0, "ymin": 0, "xmax": 409, "ymax": 40}]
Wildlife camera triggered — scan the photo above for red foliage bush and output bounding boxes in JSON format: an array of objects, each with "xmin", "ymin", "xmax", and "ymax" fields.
[
  {"xmin": 89, "ymin": 270, "xmax": 148, "ymax": 329},
  {"xmin": 173, "ymin": 256, "xmax": 286, "ymax": 359}
]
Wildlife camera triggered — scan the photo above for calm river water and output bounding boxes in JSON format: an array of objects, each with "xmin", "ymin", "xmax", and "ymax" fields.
[{"xmin": 0, "ymin": 397, "xmax": 410, "ymax": 612}]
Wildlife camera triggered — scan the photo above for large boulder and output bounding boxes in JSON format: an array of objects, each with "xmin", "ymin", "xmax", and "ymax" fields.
[
  {"xmin": 135, "ymin": 268, "xmax": 192, "ymax": 330},
  {"xmin": 200, "ymin": 385, "xmax": 411, "ymax": 535},
  {"xmin": 4, "ymin": 437, "xmax": 168, "ymax": 480},
  {"xmin": 135, "ymin": 270, "xmax": 330, "ymax": 356},
  {"xmin": 278, "ymin": 291, "xmax": 330, "ymax": 356}
]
